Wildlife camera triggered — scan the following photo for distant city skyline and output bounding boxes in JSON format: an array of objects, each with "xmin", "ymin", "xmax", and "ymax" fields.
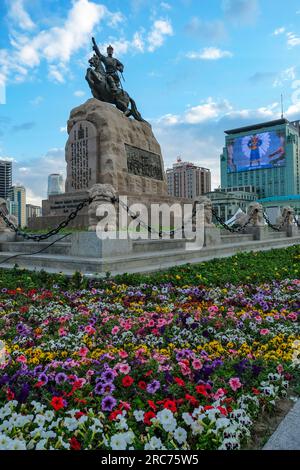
[{"xmin": 2, "ymin": 0, "xmax": 300, "ymax": 205}]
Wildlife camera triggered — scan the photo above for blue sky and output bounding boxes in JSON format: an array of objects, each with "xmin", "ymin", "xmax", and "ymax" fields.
[{"xmin": 1, "ymin": 0, "xmax": 300, "ymax": 204}]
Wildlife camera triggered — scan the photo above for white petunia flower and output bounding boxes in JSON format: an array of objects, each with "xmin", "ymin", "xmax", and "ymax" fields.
[
  {"xmin": 145, "ymin": 436, "xmax": 163, "ymax": 450},
  {"xmin": 133, "ymin": 410, "xmax": 144, "ymax": 422},
  {"xmin": 173, "ymin": 427, "xmax": 187, "ymax": 444},
  {"xmin": 110, "ymin": 433, "xmax": 128, "ymax": 450}
]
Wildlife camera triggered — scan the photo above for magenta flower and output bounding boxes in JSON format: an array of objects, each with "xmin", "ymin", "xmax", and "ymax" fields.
[{"xmin": 229, "ymin": 377, "xmax": 242, "ymax": 392}]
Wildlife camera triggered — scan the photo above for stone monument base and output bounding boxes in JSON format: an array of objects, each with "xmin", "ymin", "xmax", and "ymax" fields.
[
  {"xmin": 245, "ymin": 225, "xmax": 269, "ymax": 240},
  {"xmin": 28, "ymin": 191, "xmax": 192, "ymax": 231},
  {"xmin": 286, "ymin": 225, "xmax": 299, "ymax": 237}
]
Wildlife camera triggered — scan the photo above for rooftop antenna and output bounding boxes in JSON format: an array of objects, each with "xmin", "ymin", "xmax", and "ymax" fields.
[{"xmin": 281, "ymin": 93, "xmax": 284, "ymax": 119}]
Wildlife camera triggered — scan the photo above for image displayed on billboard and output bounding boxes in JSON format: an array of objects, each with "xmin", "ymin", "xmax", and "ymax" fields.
[{"xmin": 227, "ymin": 131, "xmax": 285, "ymax": 173}]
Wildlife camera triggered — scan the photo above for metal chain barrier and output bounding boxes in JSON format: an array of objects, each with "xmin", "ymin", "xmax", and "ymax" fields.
[
  {"xmin": 117, "ymin": 198, "xmax": 198, "ymax": 238},
  {"xmin": 263, "ymin": 212, "xmax": 290, "ymax": 232},
  {"xmin": 0, "ymin": 194, "xmax": 116, "ymax": 242},
  {"xmin": 211, "ymin": 208, "xmax": 258, "ymax": 233}
]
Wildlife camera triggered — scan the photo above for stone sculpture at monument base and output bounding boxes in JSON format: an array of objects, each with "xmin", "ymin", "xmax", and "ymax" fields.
[{"xmin": 29, "ymin": 99, "xmax": 179, "ymax": 231}]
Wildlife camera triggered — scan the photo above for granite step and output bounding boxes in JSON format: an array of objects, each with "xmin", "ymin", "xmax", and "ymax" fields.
[
  {"xmin": 133, "ymin": 238, "xmax": 186, "ymax": 253},
  {"xmin": 0, "ymin": 241, "xmax": 72, "ymax": 255},
  {"xmin": 0, "ymin": 235, "xmax": 299, "ymax": 276},
  {"xmin": 221, "ymin": 234, "xmax": 253, "ymax": 244}
]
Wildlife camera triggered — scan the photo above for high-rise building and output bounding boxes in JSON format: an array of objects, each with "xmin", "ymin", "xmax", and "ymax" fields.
[
  {"xmin": 0, "ymin": 159, "xmax": 12, "ymax": 199},
  {"xmin": 166, "ymin": 158, "xmax": 211, "ymax": 199},
  {"xmin": 26, "ymin": 204, "xmax": 42, "ymax": 221},
  {"xmin": 221, "ymin": 118, "xmax": 300, "ymax": 199},
  {"xmin": 8, "ymin": 185, "xmax": 26, "ymax": 227},
  {"xmin": 47, "ymin": 173, "xmax": 64, "ymax": 197}
]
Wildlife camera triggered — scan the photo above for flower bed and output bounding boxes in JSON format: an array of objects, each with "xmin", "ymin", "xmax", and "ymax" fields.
[{"xmin": 0, "ymin": 275, "xmax": 299, "ymax": 450}]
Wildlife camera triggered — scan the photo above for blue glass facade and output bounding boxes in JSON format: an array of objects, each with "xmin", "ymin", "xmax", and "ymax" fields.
[{"xmin": 220, "ymin": 119, "xmax": 300, "ymax": 199}]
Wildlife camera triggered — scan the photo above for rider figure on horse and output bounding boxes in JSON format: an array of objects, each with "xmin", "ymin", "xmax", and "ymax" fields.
[{"xmin": 92, "ymin": 39, "xmax": 124, "ymax": 95}]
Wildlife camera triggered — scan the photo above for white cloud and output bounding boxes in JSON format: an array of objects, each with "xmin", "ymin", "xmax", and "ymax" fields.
[
  {"xmin": 60, "ymin": 126, "xmax": 67, "ymax": 133},
  {"xmin": 287, "ymin": 32, "xmax": 300, "ymax": 47},
  {"xmin": 147, "ymin": 19, "xmax": 173, "ymax": 52},
  {"xmin": 107, "ymin": 11, "xmax": 125, "ymax": 28},
  {"xmin": 8, "ymin": 0, "xmax": 35, "ymax": 31},
  {"xmin": 160, "ymin": 2, "xmax": 172, "ymax": 9},
  {"xmin": 48, "ymin": 65, "xmax": 65, "ymax": 84},
  {"xmin": 74, "ymin": 90, "xmax": 86, "ymax": 97},
  {"xmin": 17, "ymin": 0, "xmax": 106, "ymax": 66},
  {"xmin": 132, "ymin": 31, "xmax": 145, "ymax": 52},
  {"xmin": 156, "ymin": 98, "xmax": 280, "ymax": 127},
  {"xmin": 273, "ymin": 26, "xmax": 285, "ymax": 36},
  {"xmin": 273, "ymin": 66, "xmax": 296, "ymax": 87},
  {"xmin": 1, "ymin": 0, "xmax": 115, "ymax": 85},
  {"xmin": 186, "ymin": 47, "xmax": 233, "ymax": 60},
  {"xmin": 30, "ymin": 96, "xmax": 44, "ymax": 105},
  {"xmin": 184, "ymin": 99, "xmax": 233, "ymax": 123},
  {"xmin": 14, "ymin": 148, "xmax": 66, "ymax": 205}
]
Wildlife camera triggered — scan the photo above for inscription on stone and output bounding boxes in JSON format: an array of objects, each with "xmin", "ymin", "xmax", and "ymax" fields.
[
  {"xmin": 70, "ymin": 124, "xmax": 91, "ymax": 190},
  {"xmin": 125, "ymin": 144, "xmax": 163, "ymax": 181}
]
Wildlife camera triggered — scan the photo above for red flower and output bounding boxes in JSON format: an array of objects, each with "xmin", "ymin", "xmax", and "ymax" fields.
[
  {"xmin": 144, "ymin": 411, "xmax": 156, "ymax": 426},
  {"xmin": 69, "ymin": 437, "xmax": 81, "ymax": 451},
  {"xmin": 217, "ymin": 406, "xmax": 228, "ymax": 416},
  {"xmin": 138, "ymin": 380, "xmax": 147, "ymax": 390},
  {"xmin": 6, "ymin": 388, "xmax": 15, "ymax": 401},
  {"xmin": 185, "ymin": 394, "xmax": 199, "ymax": 407},
  {"xmin": 109, "ymin": 410, "xmax": 123, "ymax": 421},
  {"xmin": 50, "ymin": 396, "xmax": 64, "ymax": 411},
  {"xmin": 147, "ymin": 400, "xmax": 157, "ymax": 411},
  {"xmin": 174, "ymin": 377, "xmax": 185, "ymax": 387},
  {"xmin": 252, "ymin": 387, "xmax": 260, "ymax": 395},
  {"xmin": 122, "ymin": 375, "xmax": 134, "ymax": 387},
  {"xmin": 74, "ymin": 398, "xmax": 87, "ymax": 405},
  {"xmin": 176, "ymin": 398, "xmax": 184, "ymax": 405},
  {"xmin": 195, "ymin": 384, "xmax": 209, "ymax": 396},
  {"xmin": 164, "ymin": 400, "xmax": 177, "ymax": 413},
  {"xmin": 75, "ymin": 411, "xmax": 86, "ymax": 420},
  {"xmin": 20, "ymin": 306, "xmax": 29, "ymax": 313},
  {"xmin": 144, "ymin": 370, "xmax": 153, "ymax": 377},
  {"xmin": 34, "ymin": 381, "xmax": 45, "ymax": 388},
  {"xmin": 203, "ymin": 405, "xmax": 214, "ymax": 411}
]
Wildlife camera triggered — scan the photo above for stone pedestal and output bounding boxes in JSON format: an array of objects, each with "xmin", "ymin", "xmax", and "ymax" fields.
[
  {"xmin": 204, "ymin": 227, "xmax": 221, "ymax": 247},
  {"xmin": 29, "ymin": 99, "xmax": 174, "ymax": 231},
  {"xmin": 66, "ymin": 99, "xmax": 167, "ymax": 196},
  {"xmin": 286, "ymin": 225, "xmax": 299, "ymax": 238},
  {"xmin": 69, "ymin": 232, "xmax": 133, "ymax": 258},
  {"xmin": 245, "ymin": 226, "xmax": 270, "ymax": 240},
  {"xmin": 0, "ymin": 232, "xmax": 16, "ymax": 242}
]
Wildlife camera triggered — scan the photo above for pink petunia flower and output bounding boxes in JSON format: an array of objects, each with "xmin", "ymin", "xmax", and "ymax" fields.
[
  {"xmin": 260, "ymin": 329, "xmax": 270, "ymax": 335},
  {"xmin": 192, "ymin": 359, "xmax": 203, "ymax": 370},
  {"xmin": 229, "ymin": 377, "xmax": 242, "ymax": 392},
  {"xmin": 111, "ymin": 326, "xmax": 120, "ymax": 335}
]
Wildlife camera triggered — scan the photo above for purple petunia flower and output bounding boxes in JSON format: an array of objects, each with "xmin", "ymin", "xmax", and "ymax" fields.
[
  {"xmin": 94, "ymin": 382, "xmax": 103, "ymax": 395},
  {"xmin": 101, "ymin": 382, "xmax": 115, "ymax": 395},
  {"xmin": 146, "ymin": 380, "xmax": 160, "ymax": 394},
  {"xmin": 55, "ymin": 373, "xmax": 68, "ymax": 384},
  {"xmin": 101, "ymin": 369, "xmax": 115, "ymax": 383},
  {"xmin": 33, "ymin": 365, "xmax": 43, "ymax": 376},
  {"xmin": 38, "ymin": 373, "xmax": 49, "ymax": 384},
  {"xmin": 101, "ymin": 395, "xmax": 117, "ymax": 412}
]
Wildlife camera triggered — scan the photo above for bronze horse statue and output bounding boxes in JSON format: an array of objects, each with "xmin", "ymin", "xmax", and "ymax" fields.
[{"xmin": 85, "ymin": 54, "xmax": 145, "ymax": 123}]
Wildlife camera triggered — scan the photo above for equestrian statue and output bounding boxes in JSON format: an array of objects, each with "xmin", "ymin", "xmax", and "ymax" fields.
[{"xmin": 86, "ymin": 37, "xmax": 145, "ymax": 122}]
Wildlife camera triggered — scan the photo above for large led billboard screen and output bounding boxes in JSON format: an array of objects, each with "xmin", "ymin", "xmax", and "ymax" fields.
[{"xmin": 227, "ymin": 131, "xmax": 285, "ymax": 173}]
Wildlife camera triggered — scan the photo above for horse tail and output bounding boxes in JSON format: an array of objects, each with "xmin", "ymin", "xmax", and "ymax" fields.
[{"xmin": 129, "ymin": 98, "xmax": 143, "ymax": 122}]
